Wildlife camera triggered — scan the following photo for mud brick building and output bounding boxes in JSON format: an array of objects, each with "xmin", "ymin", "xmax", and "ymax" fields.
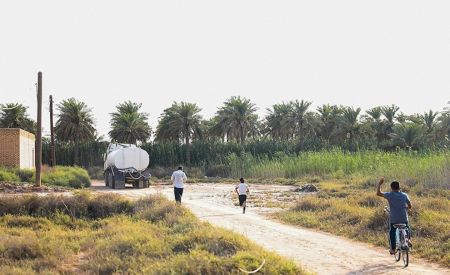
[{"xmin": 0, "ymin": 128, "xmax": 35, "ymax": 169}]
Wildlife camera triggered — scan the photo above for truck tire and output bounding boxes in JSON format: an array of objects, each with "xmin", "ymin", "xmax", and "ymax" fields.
[
  {"xmin": 132, "ymin": 180, "xmax": 139, "ymax": 188},
  {"xmin": 105, "ymin": 171, "xmax": 109, "ymax": 187},
  {"xmin": 109, "ymin": 171, "xmax": 116, "ymax": 189},
  {"xmin": 143, "ymin": 180, "xmax": 149, "ymax": 188}
]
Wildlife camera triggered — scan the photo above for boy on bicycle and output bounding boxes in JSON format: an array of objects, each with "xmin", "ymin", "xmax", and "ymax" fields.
[{"xmin": 376, "ymin": 177, "xmax": 412, "ymax": 255}]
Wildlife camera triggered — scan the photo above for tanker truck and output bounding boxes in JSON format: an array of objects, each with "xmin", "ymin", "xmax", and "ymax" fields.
[{"xmin": 104, "ymin": 143, "xmax": 151, "ymax": 189}]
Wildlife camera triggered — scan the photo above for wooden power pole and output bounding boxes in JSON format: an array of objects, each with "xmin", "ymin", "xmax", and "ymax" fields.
[
  {"xmin": 49, "ymin": 95, "xmax": 56, "ymax": 166},
  {"xmin": 35, "ymin": 72, "xmax": 42, "ymax": 187}
]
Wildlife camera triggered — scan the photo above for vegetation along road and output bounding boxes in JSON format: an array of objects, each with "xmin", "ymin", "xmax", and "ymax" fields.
[{"xmin": 91, "ymin": 181, "xmax": 449, "ymax": 275}]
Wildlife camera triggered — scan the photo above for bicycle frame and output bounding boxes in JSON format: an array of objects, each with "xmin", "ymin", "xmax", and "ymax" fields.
[{"xmin": 384, "ymin": 207, "xmax": 410, "ymax": 267}]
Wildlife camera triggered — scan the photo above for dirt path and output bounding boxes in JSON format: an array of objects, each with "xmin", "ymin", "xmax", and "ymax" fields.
[{"xmin": 91, "ymin": 181, "xmax": 449, "ymax": 275}]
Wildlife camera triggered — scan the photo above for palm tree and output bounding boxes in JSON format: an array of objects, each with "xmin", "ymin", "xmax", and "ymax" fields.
[
  {"xmin": 155, "ymin": 101, "xmax": 202, "ymax": 166},
  {"xmin": 211, "ymin": 96, "xmax": 258, "ymax": 144},
  {"xmin": 421, "ymin": 110, "xmax": 439, "ymax": 133},
  {"xmin": 0, "ymin": 103, "xmax": 36, "ymax": 133},
  {"xmin": 292, "ymin": 100, "xmax": 312, "ymax": 148},
  {"xmin": 264, "ymin": 102, "xmax": 296, "ymax": 140},
  {"xmin": 109, "ymin": 101, "xmax": 151, "ymax": 144},
  {"xmin": 316, "ymin": 104, "xmax": 343, "ymax": 146},
  {"xmin": 55, "ymin": 98, "xmax": 96, "ymax": 165},
  {"xmin": 437, "ymin": 103, "xmax": 450, "ymax": 142},
  {"xmin": 382, "ymin": 105, "xmax": 400, "ymax": 124},
  {"xmin": 364, "ymin": 107, "xmax": 383, "ymax": 146},
  {"xmin": 390, "ymin": 123, "xmax": 424, "ymax": 150},
  {"xmin": 366, "ymin": 107, "xmax": 382, "ymax": 121},
  {"xmin": 340, "ymin": 107, "xmax": 361, "ymax": 151}
]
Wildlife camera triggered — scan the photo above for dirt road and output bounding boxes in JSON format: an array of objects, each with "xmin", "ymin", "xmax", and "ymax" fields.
[{"xmin": 91, "ymin": 181, "xmax": 449, "ymax": 275}]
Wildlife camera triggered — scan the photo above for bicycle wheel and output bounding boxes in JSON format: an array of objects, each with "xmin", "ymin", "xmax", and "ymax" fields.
[
  {"xmin": 395, "ymin": 249, "xmax": 401, "ymax": 262},
  {"xmin": 402, "ymin": 249, "xmax": 409, "ymax": 267}
]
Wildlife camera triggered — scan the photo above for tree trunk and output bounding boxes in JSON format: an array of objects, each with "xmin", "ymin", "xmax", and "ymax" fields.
[
  {"xmin": 185, "ymin": 136, "xmax": 191, "ymax": 167},
  {"xmin": 240, "ymin": 124, "xmax": 245, "ymax": 144},
  {"xmin": 299, "ymin": 120, "xmax": 304, "ymax": 151},
  {"xmin": 74, "ymin": 139, "xmax": 80, "ymax": 166}
]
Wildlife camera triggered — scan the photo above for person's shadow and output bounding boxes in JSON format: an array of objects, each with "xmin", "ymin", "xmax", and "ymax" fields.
[{"xmin": 348, "ymin": 263, "xmax": 407, "ymax": 274}]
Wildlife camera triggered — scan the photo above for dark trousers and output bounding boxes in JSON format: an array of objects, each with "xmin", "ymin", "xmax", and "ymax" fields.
[
  {"xmin": 389, "ymin": 222, "xmax": 410, "ymax": 250},
  {"xmin": 238, "ymin": 195, "xmax": 247, "ymax": 206},
  {"xmin": 174, "ymin": 187, "xmax": 184, "ymax": 203}
]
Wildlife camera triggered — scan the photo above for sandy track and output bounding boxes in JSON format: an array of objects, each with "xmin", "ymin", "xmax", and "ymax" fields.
[{"xmin": 91, "ymin": 181, "xmax": 449, "ymax": 275}]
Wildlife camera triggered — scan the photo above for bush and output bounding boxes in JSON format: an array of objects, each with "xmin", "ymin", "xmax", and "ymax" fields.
[
  {"xmin": 0, "ymin": 194, "xmax": 305, "ymax": 274},
  {"xmin": 0, "ymin": 168, "xmax": 20, "ymax": 182},
  {"xmin": 205, "ymin": 165, "xmax": 230, "ymax": 177},
  {"xmin": 14, "ymin": 169, "xmax": 34, "ymax": 182},
  {"xmin": 0, "ymin": 192, "xmax": 133, "ymax": 219},
  {"xmin": 40, "ymin": 166, "xmax": 91, "ymax": 188},
  {"xmin": 87, "ymin": 166, "xmax": 104, "ymax": 180}
]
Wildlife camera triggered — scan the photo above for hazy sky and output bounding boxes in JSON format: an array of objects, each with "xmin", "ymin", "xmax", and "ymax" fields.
[{"xmin": 1, "ymin": 1, "xmax": 449, "ymax": 137}]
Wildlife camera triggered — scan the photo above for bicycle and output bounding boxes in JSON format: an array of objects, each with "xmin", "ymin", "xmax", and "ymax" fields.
[{"xmin": 384, "ymin": 207, "xmax": 410, "ymax": 267}]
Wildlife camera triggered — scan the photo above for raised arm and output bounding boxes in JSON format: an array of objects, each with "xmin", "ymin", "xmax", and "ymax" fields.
[
  {"xmin": 376, "ymin": 177, "xmax": 385, "ymax": 197},
  {"xmin": 406, "ymin": 195, "xmax": 412, "ymax": 209}
]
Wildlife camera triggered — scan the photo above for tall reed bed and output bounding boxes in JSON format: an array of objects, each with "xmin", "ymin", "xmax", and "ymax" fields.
[{"xmin": 228, "ymin": 150, "xmax": 450, "ymax": 188}]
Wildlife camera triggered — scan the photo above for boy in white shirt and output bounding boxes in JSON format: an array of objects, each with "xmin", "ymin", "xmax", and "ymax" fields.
[
  {"xmin": 171, "ymin": 166, "xmax": 187, "ymax": 204},
  {"xmin": 235, "ymin": 178, "xmax": 250, "ymax": 213}
]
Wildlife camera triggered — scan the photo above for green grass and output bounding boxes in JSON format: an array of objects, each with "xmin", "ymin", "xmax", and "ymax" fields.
[
  {"xmin": 0, "ymin": 166, "xmax": 90, "ymax": 189},
  {"xmin": 228, "ymin": 150, "xmax": 450, "ymax": 188},
  {"xmin": 275, "ymin": 178, "xmax": 450, "ymax": 267},
  {"xmin": 0, "ymin": 193, "xmax": 304, "ymax": 274}
]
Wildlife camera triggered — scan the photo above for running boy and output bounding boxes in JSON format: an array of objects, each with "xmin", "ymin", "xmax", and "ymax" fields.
[{"xmin": 235, "ymin": 178, "xmax": 250, "ymax": 214}]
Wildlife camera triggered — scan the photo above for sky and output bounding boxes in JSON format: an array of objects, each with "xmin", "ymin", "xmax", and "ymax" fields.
[{"xmin": 1, "ymin": 1, "xmax": 449, "ymax": 138}]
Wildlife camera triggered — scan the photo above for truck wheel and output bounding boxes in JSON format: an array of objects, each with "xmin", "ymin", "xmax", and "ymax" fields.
[
  {"xmin": 104, "ymin": 171, "xmax": 109, "ymax": 187},
  {"xmin": 109, "ymin": 171, "xmax": 116, "ymax": 189},
  {"xmin": 132, "ymin": 180, "xmax": 140, "ymax": 188},
  {"xmin": 143, "ymin": 180, "xmax": 149, "ymax": 188}
]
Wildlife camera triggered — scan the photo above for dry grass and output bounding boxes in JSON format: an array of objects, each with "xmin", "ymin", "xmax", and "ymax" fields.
[
  {"xmin": 276, "ymin": 178, "xmax": 450, "ymax": 267},
  {"xmin": 0, "ymin": 193, "xmax": 304, "ymax": 274}
]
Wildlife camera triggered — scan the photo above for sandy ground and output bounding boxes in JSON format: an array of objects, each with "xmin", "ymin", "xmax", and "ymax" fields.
[{"xmin": 90, "ymin": 181, "xmax": 449, "ymax": 275}]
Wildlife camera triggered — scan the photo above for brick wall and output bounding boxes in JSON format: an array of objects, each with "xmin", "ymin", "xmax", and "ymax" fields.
[{"xmin": 0, "ymin": 128, "xmax": 21, "ymax": 167}]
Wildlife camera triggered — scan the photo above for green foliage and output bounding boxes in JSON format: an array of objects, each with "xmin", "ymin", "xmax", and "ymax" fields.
[
  {"xmin": 0, "ymin": 165, "xmax": 93, "ymax": 188},
  {"xmin": 109, "ymin": 101, "xmax": 151, "ymax": 144},
  {"xmin": 55, "ymin": 98, "xmax": 96, "ymax": 143},
  {"xmin": 40, "ymin": 166, "xmax": 91, "ymax": 188},
  {"xmin": 42, "ymin": 139, "xmax": 108, "ymax": 167},
  {"xmin": 0, "ymin": 168, "xmax": 20, "ymax": 182},
  {"xmin": 210, "ymin": 96, "xmax": 259, "ymax": 144},
  {"xmin": 15, "ymin": 169, "xmax": 34, "ymax": 182},
  {"xmin": 55, "ymin": 98, "xmax": 96, "ymax": 166},
  {"xmin": 227, "ymin": 150, "xmax": 450, "ymax": 188},
  {"xmin": 0, "ymin": 194, "xmax": 304, "ymax": 274},
  {"xmin": 0, "ymin": 103, "xmax": 36, "ymax": 134},
  {"xmin": 155, "ymin": 101, "xmax": 203, "ymax": 165}
]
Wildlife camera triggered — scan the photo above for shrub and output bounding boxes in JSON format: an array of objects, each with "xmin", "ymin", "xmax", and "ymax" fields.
[
  {"xmin": 41, "ymin": 166, "xmax": 91, "ymax": 188},
  {"xmin": 0, "ymin": 193, "xmax": 305, "ymax": 274},
  {"xmin": 205, "ymin": 165, "xmax": 230, "ymax": 177},
  {"xmin": 293, "ymin": 197, "xmax": 331, "ymax": 212},
  {"xmin": 87, "ymin": 166, "xmax": 104, "ymax": 180},
  {"xmin": 14, "ymin": 169, "xmax": 34, "ymax": 182},
  {"xmin": 0, "ymin": 168, "xmax": 20, "ymax": 182}
]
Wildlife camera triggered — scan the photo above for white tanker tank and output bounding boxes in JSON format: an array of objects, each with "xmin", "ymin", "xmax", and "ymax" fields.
[{"xmin": 104, "ymin": 143, "xmax": 151, "ymax": 189}]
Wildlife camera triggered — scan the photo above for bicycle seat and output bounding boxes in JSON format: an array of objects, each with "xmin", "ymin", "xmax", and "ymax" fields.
[{"xmin": 393, "ymin": 223, "xmax": 407, "ymax": 229}]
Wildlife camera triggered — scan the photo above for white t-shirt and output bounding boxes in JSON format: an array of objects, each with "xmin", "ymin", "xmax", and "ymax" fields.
[
  {"xmin": 236, "ymin": 183, "xmax": 249, "ymax": 195},
  {"xmin": 171, "ymin": 170, "xmax": 187, "ymax": 188}
]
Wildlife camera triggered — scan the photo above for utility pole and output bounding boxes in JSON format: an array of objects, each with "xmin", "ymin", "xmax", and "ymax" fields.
[
  {"xmin": 49, "ymin": 95, "xmax": 56, "ymax": 166},
  {"xmin": 35, "ymin": 72, "xmax": 42, "ymax": 187}
]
